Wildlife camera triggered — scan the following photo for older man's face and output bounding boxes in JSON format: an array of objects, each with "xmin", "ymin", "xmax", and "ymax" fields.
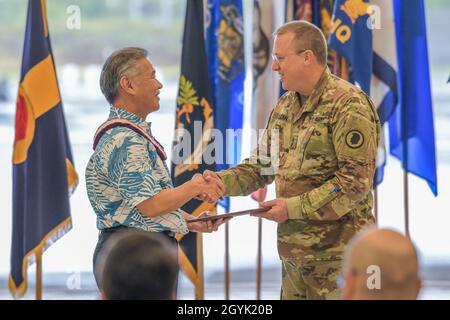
[{"xmin": 131, "ymin": 58, "xmax": 163, "ymax": 114}]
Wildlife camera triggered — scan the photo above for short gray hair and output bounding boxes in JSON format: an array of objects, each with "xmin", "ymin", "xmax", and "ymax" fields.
[
  {"xmin": 100, "ymin": 47, "xmax": 148, "ymax": 105},
  {"xmin": 274, "ymin": 20, "xmax": 327, "ymax": 66}
]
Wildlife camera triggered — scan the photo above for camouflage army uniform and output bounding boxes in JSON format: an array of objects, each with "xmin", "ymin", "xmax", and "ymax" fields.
[{"xmin": 218, "ymin": 67, "xmax": 380, "ymax": 300}]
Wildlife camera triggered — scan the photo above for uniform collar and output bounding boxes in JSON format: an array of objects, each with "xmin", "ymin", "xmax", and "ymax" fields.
[
  {"xmin": 302, "ymin": 67, "xmax": 331, "ymax": 113},
  {"xmin": 293, "ymin": 67, "xmax": 331, "ymax": 122},
  {"xmin": 108, "ymin": 106, "xmax": 151, "ymax": 132}
]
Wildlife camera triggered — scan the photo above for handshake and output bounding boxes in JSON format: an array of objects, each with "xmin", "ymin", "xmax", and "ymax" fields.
[{"xmin": 189, "ymin": 170, "xmax": 225, "ymax": 203}]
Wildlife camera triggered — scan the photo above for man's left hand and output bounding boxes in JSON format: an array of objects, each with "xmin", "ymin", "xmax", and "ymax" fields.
[
  {"xmin": 251, "ymin": 198, "xmax": 289, "ymax": 223},
  {"xmin": 186, "ymin": 211, "xmax": 231, "ymax": 233}
]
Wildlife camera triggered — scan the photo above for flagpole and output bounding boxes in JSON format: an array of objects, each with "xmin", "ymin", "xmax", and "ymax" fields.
[
  {"xmin": 341, "ymin": 57, "xmax": 348, "ymax": 81},
  {"xmin": 256, "ymin": 189, "xmax": 265, "ymax": 300},
  {"xmin": 404, "ymin": 171, "xmax": 410, "ymax": 238},
  {"xmin": 196, "ymin": 233, "xmax": 204, "ymax": 300},
  {"xmin": 36, "ymin": 250, "xmax": 42, "ymax": 300},
  {"xmin": 225, "ymin": 223, "xmax": 230, "ymax": 300},
  {"xmin": 256, "ymin": 218, "xmax": 262, "ymax": 300}
]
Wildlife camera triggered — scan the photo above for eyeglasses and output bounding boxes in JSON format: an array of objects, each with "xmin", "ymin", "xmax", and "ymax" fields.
[{"xmin": 271, "ymin": 49, "xmax": 308, "ymax": 64}]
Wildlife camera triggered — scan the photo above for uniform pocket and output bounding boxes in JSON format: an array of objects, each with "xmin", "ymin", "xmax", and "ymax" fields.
[
  {"xmin": 296, "ymin": 126, "xmax": 315, "ymax": 170},
  {"xmin": 281, "ymin": 126, "xmax": 314, "ymax": 180},
  {"xmin": 271, "ymin": 122, "xmax": 289, "ymax": 167}
]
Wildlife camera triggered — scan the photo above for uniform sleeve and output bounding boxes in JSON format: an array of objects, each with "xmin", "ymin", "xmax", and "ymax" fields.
[
  {"xmin": 286, "ymin": 97, "xmax": 380, "ymax": 221},
  {"xmin": 219, "ymin": 121, "xmax": 276, "ymax": 196},
  {"xmin": 112, "ymin": 135, "xmax": 163, "ymax": 208}
]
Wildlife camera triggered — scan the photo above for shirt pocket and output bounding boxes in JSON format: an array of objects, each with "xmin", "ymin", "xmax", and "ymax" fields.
[
  {"xmin": 271, "ymin": 122, "xmax": 289, "ymax": 167},
  {"xmin": 298, "ymin": 126, "xmax": 315, "ymax": 164},
  {"xmin": 282, "ymin": 126, "xmax": 315, "ymax": 180}
]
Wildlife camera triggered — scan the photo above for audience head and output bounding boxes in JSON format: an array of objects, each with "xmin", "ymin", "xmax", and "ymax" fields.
[
  {"xmin": 101, "ymin": 229, "xmax": 178, "ymax": 300},
  {"xmin": 342, "ymin": 227, "xmax": 421, "ymax": 300}
]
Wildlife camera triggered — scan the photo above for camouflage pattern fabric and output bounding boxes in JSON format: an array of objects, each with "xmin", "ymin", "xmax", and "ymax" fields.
[
  {"xmin": 281, "ymin": 259, "xmax": 342, "ymax": 300},
  {"xmin": 218, "ymin": 67, "xmax": 380, "ymax": 298}
]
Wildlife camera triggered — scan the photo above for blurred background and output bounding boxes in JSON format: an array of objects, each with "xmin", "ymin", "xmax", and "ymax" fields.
[{"xmin": 0, "ymin": 0, "xmax": 449, "ymax": 299}]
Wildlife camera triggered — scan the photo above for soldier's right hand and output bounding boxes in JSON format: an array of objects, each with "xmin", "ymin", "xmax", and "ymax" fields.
[
  {"xmin": 203, "ymin": 170, "xmax": 225, "ymax": 191},
  {"xmin": 191, "ymin": 173, "xmax": 224, "ymax": 203},
  {"xmin": 195, "ymin": 170, "xmax": 225, "ymax": 202}
]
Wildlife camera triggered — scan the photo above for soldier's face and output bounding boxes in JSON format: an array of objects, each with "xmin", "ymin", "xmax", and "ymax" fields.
[{"xmin": 271, "ymin": 33, "xmax": 305, "ymax": 92}]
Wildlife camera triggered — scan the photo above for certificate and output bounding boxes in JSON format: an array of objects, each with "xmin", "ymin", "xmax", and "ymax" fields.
[{"xmin": 186, "ymin": 207, "xmax": 269, "ymax": 223}]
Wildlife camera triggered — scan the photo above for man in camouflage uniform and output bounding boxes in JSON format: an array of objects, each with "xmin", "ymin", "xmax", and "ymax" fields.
[{"xmin": 204, "ymin": 20, "xmax": 380, "ymax": 299}]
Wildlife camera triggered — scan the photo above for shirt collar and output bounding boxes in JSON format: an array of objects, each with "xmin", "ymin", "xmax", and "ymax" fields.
[
  {"xmin": 108, "ymin": 106, "xmax": 152, "ymax": 132},
  {"xmin": 302, "ymin": 67, "xmax": 331, "ymax": 113}
]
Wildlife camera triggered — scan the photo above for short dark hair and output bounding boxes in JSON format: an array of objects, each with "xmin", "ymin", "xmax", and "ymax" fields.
[
  {"xmin": 101, "ymin": 230, "xmax": 178, "ymax": 300},
  {"xmin": 274, "ymin": 20, "xmax": 328, "ymax": 66},
  {"xmin": 99, "ymin": 47, "xmax": 148, "ymax": 105}
]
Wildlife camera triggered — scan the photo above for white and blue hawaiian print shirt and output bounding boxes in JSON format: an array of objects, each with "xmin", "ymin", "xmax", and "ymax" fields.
[{"xmin": 85, "ymin": 107, "xmax": 188, "ymax": 234}]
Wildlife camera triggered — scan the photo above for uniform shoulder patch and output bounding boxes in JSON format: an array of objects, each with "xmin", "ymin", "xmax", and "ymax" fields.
[{"xmin": 345, "ymin": 130, "xmax": 364, "ymax": 149}]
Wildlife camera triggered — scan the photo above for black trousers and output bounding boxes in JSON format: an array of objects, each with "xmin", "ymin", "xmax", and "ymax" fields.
[{"xmin": 92, "ymin": 226, "xmax": 178, "ymax": 290}]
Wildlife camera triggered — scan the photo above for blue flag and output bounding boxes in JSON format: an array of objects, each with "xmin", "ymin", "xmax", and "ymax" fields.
[
  {"xmin": 171, "ymin": 0, "xmax": 216, "ymax": 295},
  {"xmin": 10, "ymin": 0, "xmax": 78, "ymax": 298},
  {"xmin": 206, "ymin": 0, "xmax": 245, "ymax": 211},
  {"xmin": 205, "ymin": 0, "xmax": 219, "ymax": 109},
  {"xmin": 328, "ymin": 0, "xmax": 373, "ymax": 95},
  {"xmin": 370, "ymin": 0, "xmax": 399, "ymax": 187},
  {"xmin": 389, "ymin": 0, "xmax": 437, "ymax": 195}
]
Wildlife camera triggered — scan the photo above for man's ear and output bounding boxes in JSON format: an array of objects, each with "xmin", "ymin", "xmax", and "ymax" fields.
[
  {"xmin": 100, "ymin": 290, "xmax": 108, "ymax": 300},
  {"xmin": 119, "ymin": 75, "xmax": 136, "ymax": 95},
  {"xmin": 342, "ymin": 271, "xmax": 356, "ymax": 300},
  {"xmin": 303, "ymin": 50, "xmax": 314, "ymax": 66}
]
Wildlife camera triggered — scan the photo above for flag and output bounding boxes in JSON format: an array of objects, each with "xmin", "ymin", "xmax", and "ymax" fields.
[
  {"xmin": 282, "ymin": 1, "xmax": 350, "ymax": 96},
  {"xmin": 284, "ymin": 1, "xmax": 350, "ymax": 80},
  {"xmin": 370, "ymin": 0, "xmax": 398, "ymax": 186},
  {"xmin": 10, "ymin": 0, "xmax": 78, "ymax": 299},
  {"xmin": 294, "ymin": 0, "xmax": 314, "ymax": 22},
  {"xmin": 171, "ymin": 0, "xmax": 216, "ymax": 298},
  {"xmin": 319, "ymin": 0, "xmax": 349, "ymax": 79},
  {"xmin": 389, "ymin": 0, "xmax": 437, "ymax": 195},
  {"xmin": 281, "ymin": 0, "xmax": 314, "ymax": 97},
  {"xmin": 328, "ymin": 0, "xmax": 373, "ymax": 94},
  {"xmin": 284, "ymin": 1, "xmax": 349, "ymax": 79},
  {"xmin": 205, "ymin": 0, "xmax": 245, "ymax": 211},
  {"xmin": 253, "ymin": 0, "xmax": 281, "ymax": 129},
  {"xmin": 285, "ymin": 0, "xmax": 314, "ymax": 23},
  {"xmin": 251, "ymin": 0, "xmax": 282, "ymax": 202},
  {"xmin": 205, "ymin": 0, "xmax": 218, "ymax": 113}
]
